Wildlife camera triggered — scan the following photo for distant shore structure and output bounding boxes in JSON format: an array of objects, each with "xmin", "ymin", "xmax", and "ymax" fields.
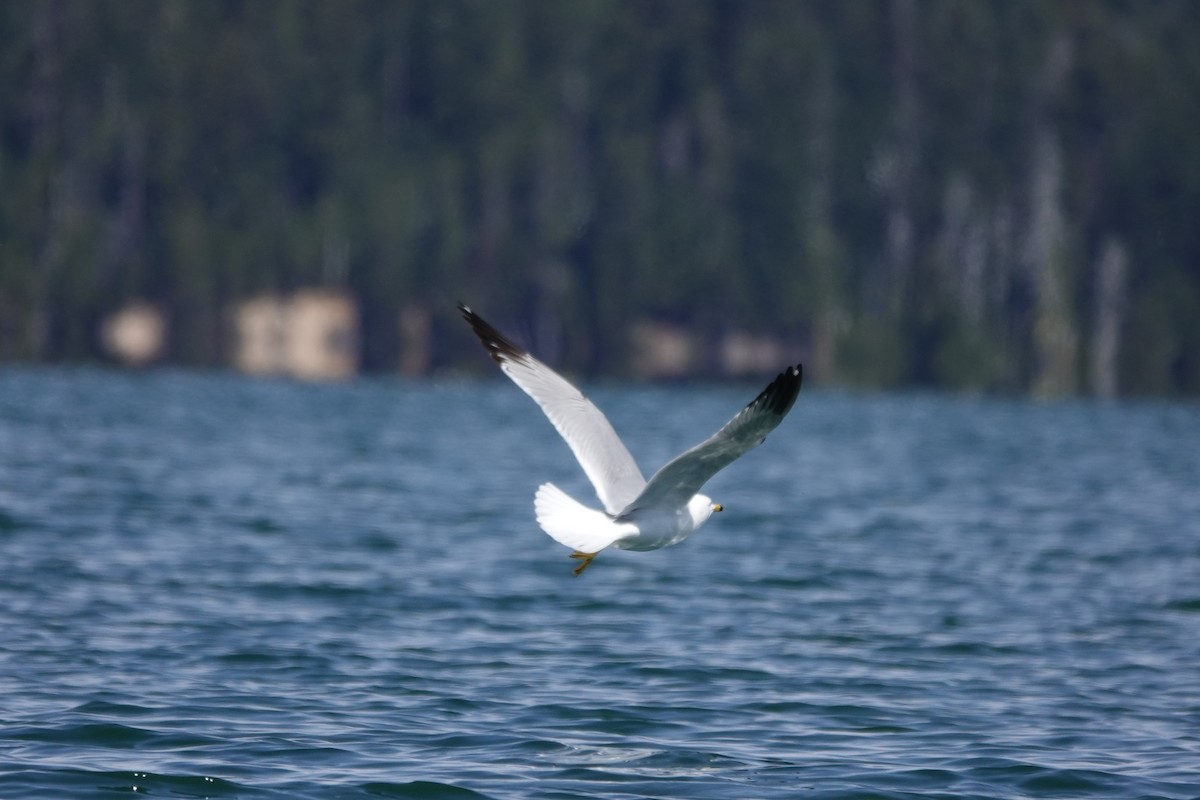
[
  {"xmin": 629, "ymin": 321, "xmax": 792, "ymax": 379},
  {"xmin": 233, "ymin": 290, "xmax": 359, "ymax": 380},
  {"xmin": 100, "ymin": 301, "xmax": 167, "ymax": 367},
  {"xmin": 99, "ymin": 292, "xmax": 796, "ymax": 382}
]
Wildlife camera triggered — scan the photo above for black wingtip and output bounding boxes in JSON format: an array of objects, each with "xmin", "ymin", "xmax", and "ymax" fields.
[
  {"xmin": 458, "ymin": 303, "xmax": 528, "ymax": 365},
  {"xmin": 758, "ymin": 363, "xmax": 803, "ymax": 417}
]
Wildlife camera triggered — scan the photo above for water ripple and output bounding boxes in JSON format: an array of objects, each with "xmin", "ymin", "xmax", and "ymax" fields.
[{"xmin": 1, "ymin": 371, "xmax": 1199, "ymax": 798}]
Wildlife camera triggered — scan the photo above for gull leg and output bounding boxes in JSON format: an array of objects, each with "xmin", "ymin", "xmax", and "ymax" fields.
[{"xmin": 569, "ymin": 551, "xmax": 598, "ymax": 576}]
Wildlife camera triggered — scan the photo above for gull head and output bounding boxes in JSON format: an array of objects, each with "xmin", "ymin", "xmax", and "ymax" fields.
[{"xmin": 689, "ymin": 494, "xmax": 722, "ymax": 527}]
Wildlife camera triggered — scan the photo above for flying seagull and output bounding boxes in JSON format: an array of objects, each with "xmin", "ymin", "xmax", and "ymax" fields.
[{"xmin": 459, "ymin": 303, "xmax": 802, "ymax": 575}]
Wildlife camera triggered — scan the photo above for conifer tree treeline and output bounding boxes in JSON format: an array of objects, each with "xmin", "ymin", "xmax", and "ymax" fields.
[{"xmin": 2, "ymin": 1, "xmax": 1198, "ymax": 394}]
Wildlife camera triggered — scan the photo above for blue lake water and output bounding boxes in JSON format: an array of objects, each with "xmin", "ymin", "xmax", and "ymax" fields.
[{"xmin": 2, "ymin": 367, "xmax": 1199, "ymax": 799}]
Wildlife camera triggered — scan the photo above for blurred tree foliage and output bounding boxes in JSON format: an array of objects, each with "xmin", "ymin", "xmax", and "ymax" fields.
[{"xmin": 1, "ymin": 0, "xmax": 1198, "ymax": 394}]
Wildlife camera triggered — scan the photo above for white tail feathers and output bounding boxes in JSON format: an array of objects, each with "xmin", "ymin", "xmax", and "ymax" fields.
[{"xmin": 534, "ymin": 483, "xmax": 628, "ymax": 554}]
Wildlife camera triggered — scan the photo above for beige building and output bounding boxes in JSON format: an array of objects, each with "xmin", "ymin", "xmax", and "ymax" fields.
[
  {"xmin": 629, "ymin": 320, "xmax": 790, "ymax": 379},
  {"xmin": 629, "ymin": 321, "xmax": 696, "ymax": 379},
  {"xmin": 233, "ymin": 290, "xmax": 359, "ymax": 380},
  {"xmin": 100, "ymin": 301, "xmax": 167, "ymax": 367}
]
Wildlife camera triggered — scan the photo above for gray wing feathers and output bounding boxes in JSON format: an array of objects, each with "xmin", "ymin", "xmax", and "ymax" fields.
[
  {"xmin": 459, "ymin": 304, "xmax": 647, "ymax": 514},
  {"xmin": 617, "ymin": 365, "xmax": 802, "ymax": 517}
]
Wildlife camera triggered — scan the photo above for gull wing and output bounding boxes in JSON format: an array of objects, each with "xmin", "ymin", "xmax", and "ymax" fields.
[
  {"xmin": 617, "ymin": 365, "xmax": 802, "ymax": 518},
  {"xmin": 459, "ymin": 304, "xmax": 647, "ymax": 515}
]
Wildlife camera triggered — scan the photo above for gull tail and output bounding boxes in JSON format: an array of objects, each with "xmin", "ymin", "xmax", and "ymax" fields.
[{"xmin": 534, "ymin": 483, "xmax": 626, "ymax": 554}]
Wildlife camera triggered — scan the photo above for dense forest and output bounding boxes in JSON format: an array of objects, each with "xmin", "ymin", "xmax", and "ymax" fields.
[{"xmin": 2, "ymin": 1, "xmax": 1199, "ymax": 394}]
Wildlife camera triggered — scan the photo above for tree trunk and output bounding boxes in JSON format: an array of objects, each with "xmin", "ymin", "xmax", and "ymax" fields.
[
  {"xmin": 1089, "ymin": 238, "xmax": 1127, "ymax": 398},
  {"xmin": 1026, "ymin": 34, "xmax": 1078, "ymax": 398}
]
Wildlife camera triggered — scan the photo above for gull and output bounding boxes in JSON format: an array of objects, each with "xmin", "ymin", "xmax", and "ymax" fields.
[{"xmin": 459, "ymin": 303, "xmax": 802, "ymax": 576}]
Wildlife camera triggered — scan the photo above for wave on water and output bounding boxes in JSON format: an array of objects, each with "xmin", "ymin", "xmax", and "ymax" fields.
[{"xmin": 2, "ymin": 371, "xmax": 1199, "ymax": 798}]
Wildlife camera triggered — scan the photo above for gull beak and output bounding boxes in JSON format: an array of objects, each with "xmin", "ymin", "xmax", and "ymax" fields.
[{"xmin": 712, "ymin": 503, "xmax": 723, "ymax": 513}]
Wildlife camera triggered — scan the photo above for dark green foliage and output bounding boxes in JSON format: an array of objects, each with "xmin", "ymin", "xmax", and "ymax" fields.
[{"xmin": 1, "ymin": 0, "xmax": 1197, "ymax": 394}]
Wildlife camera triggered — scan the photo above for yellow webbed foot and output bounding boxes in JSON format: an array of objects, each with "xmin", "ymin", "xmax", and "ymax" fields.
[{"xmin": 569, "ymin": 550, "xmax": 598, "ymax": 576}]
